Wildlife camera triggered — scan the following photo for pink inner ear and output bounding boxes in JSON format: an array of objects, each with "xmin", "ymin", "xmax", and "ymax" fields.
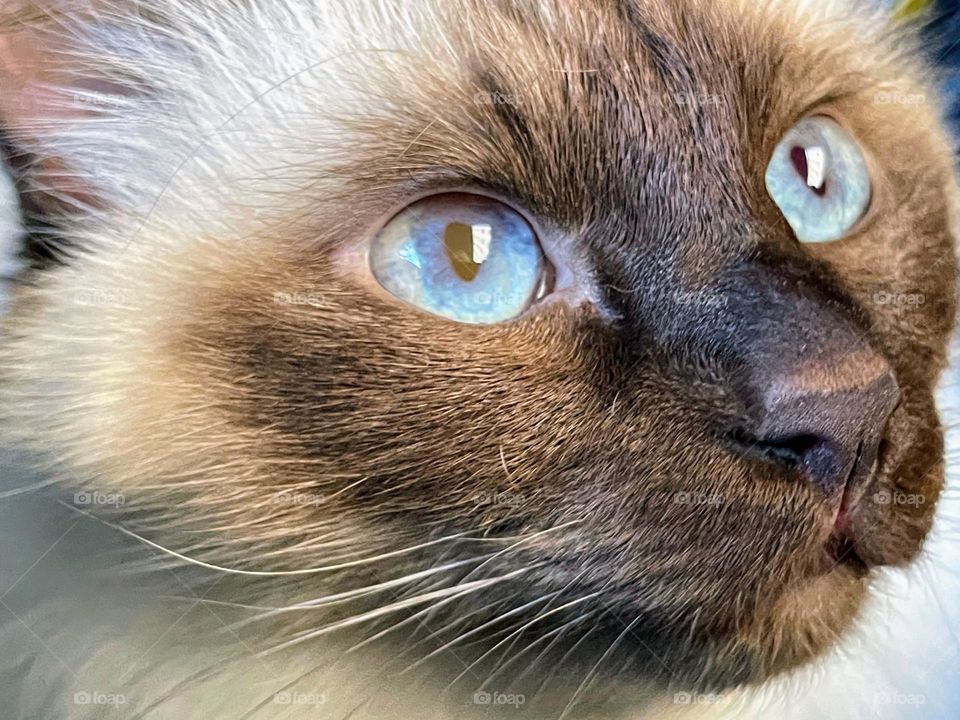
[{"xmin": 0, "ymin": 24, "xmax": 119, "ymax": 209}]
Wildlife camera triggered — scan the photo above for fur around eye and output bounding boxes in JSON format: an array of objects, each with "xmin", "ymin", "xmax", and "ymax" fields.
[
  {"xmin": 368, "ymin": 193, "xmax": 548, "ymax": 323},
  {"xmin": 765, "ymin": 116, "xmax": 871, "ymax": 243}
]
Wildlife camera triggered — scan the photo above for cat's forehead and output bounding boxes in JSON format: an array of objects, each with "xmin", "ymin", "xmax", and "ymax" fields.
[{"xmin": 346, "ymin": 0, "xmax": 917, "ymax": 231}]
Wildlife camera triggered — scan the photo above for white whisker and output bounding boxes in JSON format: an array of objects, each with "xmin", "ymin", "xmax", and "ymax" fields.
[
  {"xmin": 510, "ymin": 609, "xmax": 600, "ymax": 687},
  {"xmin": 400, "ymin": 591, "xmax": 562, "ymax": 673},
  {"xmin": 558, "ymin": 614, "xmax": 640, "ymax": 719},
  {"xmin": 237, "ymin": 556, "xmax": 492, "ymax": 628},
  {"xmin": 261, "ymin": 568, "xmax": 534, "ymax": 655},
  {"xmin": 58, "ymin": 500, "xmax": 472, "ymax": 576},
  {"xmin": 445, "ymin": 592, "xmax": 601, "ymax": 689},
  {"xmin": 460, "ymin": 518, "xmax": 584, "ymax": 582}
]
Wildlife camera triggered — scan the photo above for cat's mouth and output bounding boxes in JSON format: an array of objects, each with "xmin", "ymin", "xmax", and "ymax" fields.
[
  {"xmin": 812, "ymin": 404, "xmax": 941, "ymax": 581},
  {"xmin": 820, "ymin": 440, "xmax": 874, "ymax": 575},
  {"xmin": 824, "ymin": 533, "xmax": 869, "ymax": 576}
]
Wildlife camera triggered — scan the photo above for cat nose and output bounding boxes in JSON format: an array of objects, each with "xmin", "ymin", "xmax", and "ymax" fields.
[{"xmin": 743, "ymin": 349, "xmax": 900, "ymax": 497}]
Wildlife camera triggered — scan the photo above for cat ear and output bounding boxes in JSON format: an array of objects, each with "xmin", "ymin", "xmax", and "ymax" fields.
[{"xmin": 0, "ymin": 2, "xmax": 141, "ymax": 212}]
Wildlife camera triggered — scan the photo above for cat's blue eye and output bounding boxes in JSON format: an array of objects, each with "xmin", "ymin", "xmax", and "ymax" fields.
[
  {"xmin": 369, "ymin": 193, "xmax": 547, "ymax": 324},
  {"xmin": 765, "ymin": 116, "xmax": 871, "ymax": 244}
]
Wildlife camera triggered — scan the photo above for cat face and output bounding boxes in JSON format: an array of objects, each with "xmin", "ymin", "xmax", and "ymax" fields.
[{"xmin": 1, "ymin": 0, "xmax": 957, "ymax": 692}]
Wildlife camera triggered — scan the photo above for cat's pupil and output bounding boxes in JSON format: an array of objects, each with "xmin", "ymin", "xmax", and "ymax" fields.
[
  {"xmin": 789, "ymin": 145, "xmax": 828, "ymax": 197},
  {"xmin": 443, "ymin": 221, "xmax": 487, "ymax": 281}
]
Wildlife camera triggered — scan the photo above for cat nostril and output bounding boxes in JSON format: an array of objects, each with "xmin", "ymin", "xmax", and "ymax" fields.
[
  {"xmin": 750, "ymin": 432, "xmax": 823, "ymax": 469},
  {"xmin": 729, "ymin": 429, "xmax": 844, "ymax": 487},
  {"xmin": 749, "ymin": 434, "xmax": 848, "ymax": 492},
  {"xmin": 736, "ymin": 361, "xmax": 900, "ymax": 498}
]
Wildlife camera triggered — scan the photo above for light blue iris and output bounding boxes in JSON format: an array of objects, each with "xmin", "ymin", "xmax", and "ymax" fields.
[
  {"xmin": 765, "ymin": 117, "xmax": 871, "ymax": 243},
  {"xmin": 370, "ymin": 194, "xmax": 544, "ymax": 324}
]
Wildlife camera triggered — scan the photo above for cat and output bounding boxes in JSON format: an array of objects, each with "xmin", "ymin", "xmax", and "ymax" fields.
[{"xmin": 0, "ymin": 0, "xmax": 958, "ymax": 718}]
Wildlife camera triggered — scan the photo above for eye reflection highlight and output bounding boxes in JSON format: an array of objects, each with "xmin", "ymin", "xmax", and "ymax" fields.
[{"xmin": 443, "ymin": 222, "xmax": 489, "ymax": 281}]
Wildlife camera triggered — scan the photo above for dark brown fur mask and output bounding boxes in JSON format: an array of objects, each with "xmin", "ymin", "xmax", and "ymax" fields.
[{"xmin": 0, "ymin": 0, "xmax": 957, "ymax": 700}]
